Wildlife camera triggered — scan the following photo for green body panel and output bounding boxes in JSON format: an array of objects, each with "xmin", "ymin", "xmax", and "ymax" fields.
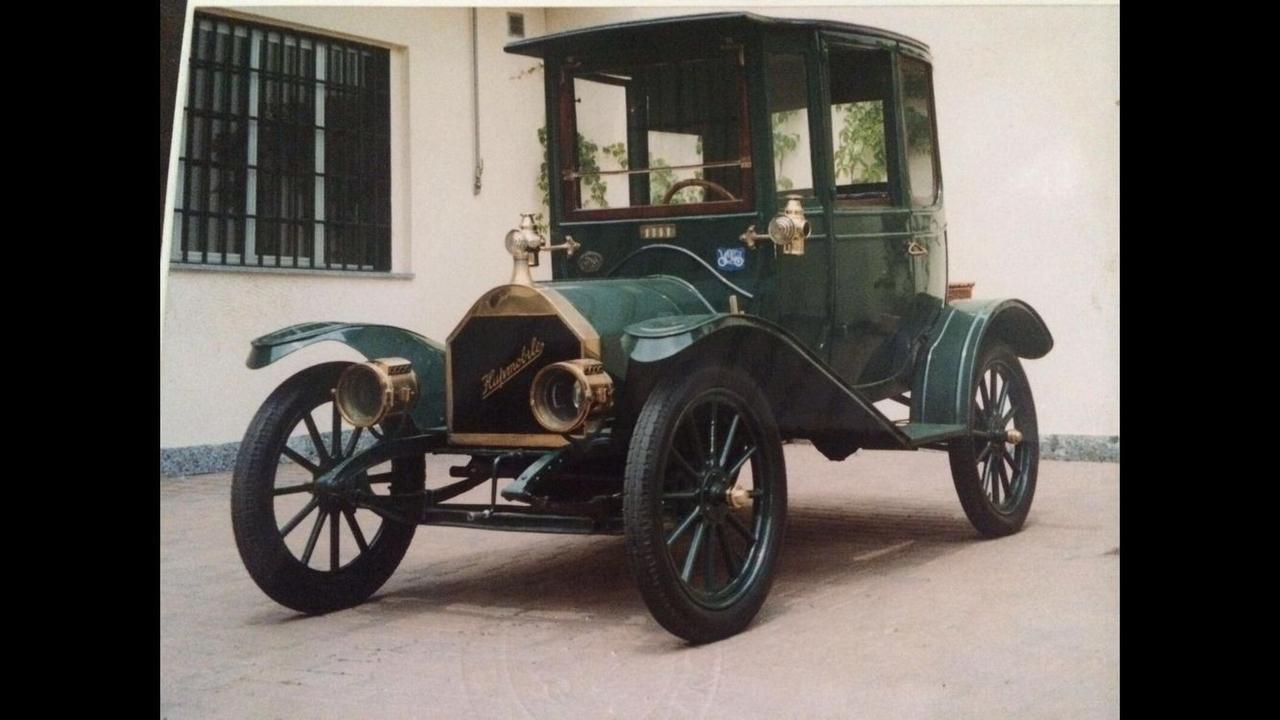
[
  {"xmin": 621, "ymin": 312, "xmax": 729, "ymax": 363},
  {"xmin": 246, "ymin": 322, "xmax": 447, "ymax": 430},
  {"xmin": 624, "ymin": 312, "xmax": 723, "ymax": 338},
  {"xmin": 910, "ymin": 298, "xmax": 1053, "ymax": 426},
  {"xmin": 554, "ymin": 215, "xmax": 764, "ymax": 314},
  {"xmin": 545, "ymin": 275, "xmax": 714, "ymax": 379}
]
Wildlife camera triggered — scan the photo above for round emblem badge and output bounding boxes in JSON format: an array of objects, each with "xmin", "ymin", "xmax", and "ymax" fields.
[{"xmin": 577, "ymin": 250, "xmax": 604, "ymax": 274}]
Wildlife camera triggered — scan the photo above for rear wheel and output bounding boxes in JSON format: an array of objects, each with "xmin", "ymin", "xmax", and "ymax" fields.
[
  {"xmin": 231, "ymin": 362, "xmax": 424, "ymax": 614},
  {"xmin": 624, "ymin": 366, "xmax": 787, "ymax": 643},
  {"xmin": 948, "ymin": 343, "xmax": 1039, "ymax": 537}
]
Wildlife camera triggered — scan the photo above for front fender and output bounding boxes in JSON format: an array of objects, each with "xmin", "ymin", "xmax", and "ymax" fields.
[
  {"xmin": 911, "ymin": 299, "xmax": 1053, "ymax": 426},
  {"xmin": 622, "ymin": 313, "xmax": 909, "ymax": 449},
  {"xmin": 247, "ymin": 322, "xmax": 446, "ymax": 429}
]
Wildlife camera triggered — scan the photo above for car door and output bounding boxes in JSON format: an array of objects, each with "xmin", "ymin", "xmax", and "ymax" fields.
[
  {"xmin": 752, "ymin": 42, "xmax": 832, "ymax": 358},
  {"xmin": 822, "ymin": 39, "xmax": 920, "ymax": 393}
]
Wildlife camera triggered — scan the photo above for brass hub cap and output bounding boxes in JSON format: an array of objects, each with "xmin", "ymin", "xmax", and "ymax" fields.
[
  {"xmin": 985, "ymin": 413, "xmax": 1022, "ymax": 444},
  {"xmin": 696, "ymin": 468, "xmax": 755, "ymax": 518}
]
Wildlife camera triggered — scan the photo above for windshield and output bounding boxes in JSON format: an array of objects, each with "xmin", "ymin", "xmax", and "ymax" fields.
[{"xmin": 561, "ymin": 48, "xmax": 753, "ymax": 218}]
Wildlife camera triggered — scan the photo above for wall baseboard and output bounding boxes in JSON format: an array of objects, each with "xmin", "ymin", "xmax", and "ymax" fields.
[
  {"xmin": 162, "ymin": 442, "xmax": 242, "ymax": 478},
  {"xmin": 160, "ymin": 433, "xmax": 1119, "ymax": 478},
  {"xmin": 1039, "ymin": 434, "xmax": 1119, "ymax": 463}
]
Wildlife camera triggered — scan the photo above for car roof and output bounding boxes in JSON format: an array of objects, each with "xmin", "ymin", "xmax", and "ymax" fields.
[{"xmin": 505, "ymin": 12, "xmax": 931, "ymax": 61}]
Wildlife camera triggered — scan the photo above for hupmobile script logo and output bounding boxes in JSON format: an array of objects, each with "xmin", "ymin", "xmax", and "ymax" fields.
[{"xmin": 480, "ymin": 336, "xmax": 545, "ymax": 399}]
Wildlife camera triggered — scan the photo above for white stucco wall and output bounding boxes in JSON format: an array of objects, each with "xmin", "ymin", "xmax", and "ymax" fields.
[
  {"xmin": 160, "ymin": 4, "xmax": 551, "ymax": 447},
  {"xmin": 546, "ymin": 4, "xmax": 1120, "ymax": 438},
  {"xmin": 161, "ymin": 3, "xmax": 1118, "ymax": 450}
]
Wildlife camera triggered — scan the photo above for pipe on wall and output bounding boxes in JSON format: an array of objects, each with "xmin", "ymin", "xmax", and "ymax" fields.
[{"xmin": 471, "ymin": 7, "xmax": 483, "ymax": 195}]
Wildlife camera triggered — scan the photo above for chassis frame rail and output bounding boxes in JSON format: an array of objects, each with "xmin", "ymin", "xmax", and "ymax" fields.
[{"xmin": 318, "ymin": 430, "xmax": 624, "ymax": 534}]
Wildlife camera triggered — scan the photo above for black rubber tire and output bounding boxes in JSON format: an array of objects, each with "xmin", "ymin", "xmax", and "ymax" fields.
[
  {"xmin": 623, "ymin": 365, "xmax": 787, "ymax": 644},
  {"xmin": 231, "ymin": 362, "xmax": 423, "ymax": 614},
  {"xmin": 948, "ymin": 343, "xmax": 1039, "ymax": 537}
]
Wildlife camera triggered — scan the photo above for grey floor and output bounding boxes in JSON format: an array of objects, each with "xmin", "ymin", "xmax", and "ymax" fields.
[{"xmin": 161, "ymin": 445, "xmax": 1119, "ymax": 719}]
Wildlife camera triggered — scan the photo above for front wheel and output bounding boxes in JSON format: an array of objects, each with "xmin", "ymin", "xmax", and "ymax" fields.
[
  {"xmin": 624, "ymin": 366, "xmax": 787, "ymax": 643},
  {"xmin": 231, "ymin": 362, "xmax": 424, "ymax": 614},
  {"xmin": 948, "ymin": 343, "xmax": 1039, "ymax": 537}
]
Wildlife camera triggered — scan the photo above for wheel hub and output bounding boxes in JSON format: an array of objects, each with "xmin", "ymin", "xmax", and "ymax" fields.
[
  {"xmin": 699, "ymin": 469, "xmax": 732, "ymax": 522},
  {"xmin": 314, "ymin": 490, "xmax": 343, "ymax": 513},
  {"xmin": 695, "ymin": 467, "xmax": 755, "ymax": 520},
  {"xmin": 312, "ymin": 469, "xmax": 367, "ymax": 511},
  {"xmin": 983, "ymin": 415, "xmax": 1021, "ymax": 444}
]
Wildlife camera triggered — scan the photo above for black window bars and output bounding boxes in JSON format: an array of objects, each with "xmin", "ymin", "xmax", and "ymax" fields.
[{"xmin": 172, "ymin": 14, "xmax": 392, "ymax": 272}]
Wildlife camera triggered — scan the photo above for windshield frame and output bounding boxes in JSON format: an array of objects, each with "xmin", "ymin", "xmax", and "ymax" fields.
[{"xmin": 555, "ymin": 46, "xmax": 756, "ymax": 222}]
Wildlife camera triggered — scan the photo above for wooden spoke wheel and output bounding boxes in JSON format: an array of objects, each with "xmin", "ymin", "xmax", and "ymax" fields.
[
  {"xmin": 231, "ymin": 362, "xmax": 424, "ymax": 614},
  {"xmin": 624, "ymin": 366, "xmax": 786, "ymax": 643},
  {"xmin": 948, "ymin": 343, "xmax": 1039, "ymax": 537}
]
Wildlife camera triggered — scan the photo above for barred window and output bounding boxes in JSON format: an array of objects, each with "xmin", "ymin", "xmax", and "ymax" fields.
[{"xmin": 171, "ymin": 14, "xmax": 392, "ymax": 271}]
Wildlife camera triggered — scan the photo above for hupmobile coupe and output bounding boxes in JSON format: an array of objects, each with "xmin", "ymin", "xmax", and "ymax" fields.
[{"xmin": 230, "ymin": 13, "xmax": 1053, "ymax": 643}]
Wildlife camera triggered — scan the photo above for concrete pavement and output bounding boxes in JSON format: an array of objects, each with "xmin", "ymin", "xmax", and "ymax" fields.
[{"xmin": 160, "ymin": 445, "xmax": 1119, "ymax": 719}]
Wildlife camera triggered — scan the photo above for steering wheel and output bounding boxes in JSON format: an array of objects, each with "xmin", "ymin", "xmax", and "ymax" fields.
[{"xmin": 661, "ymin": 178, "xmax": 737, "ymax": 205}]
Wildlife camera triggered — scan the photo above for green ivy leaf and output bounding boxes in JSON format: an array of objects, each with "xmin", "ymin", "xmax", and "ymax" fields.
[
  {"xmin": 834, "ymin": 101, "xmax": 887, "ymax": 184},
  {"xmin": 771, "ymin": 110, "xmax": 802, "ymax": 187}
]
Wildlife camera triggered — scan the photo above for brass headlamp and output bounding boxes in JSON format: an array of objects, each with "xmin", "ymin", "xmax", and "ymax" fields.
[
  {"xmin": 333, "ymin": 358, "xmax": 419, "ymax": 428},
  {"xmin": 529, "ymin": 358, "xmax": 614, "ymax": 435}
]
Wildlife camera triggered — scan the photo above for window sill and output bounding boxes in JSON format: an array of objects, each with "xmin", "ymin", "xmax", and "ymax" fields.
[{"xmin": 168, "ymin": 263, "xmax": 414, "ymax": 280}]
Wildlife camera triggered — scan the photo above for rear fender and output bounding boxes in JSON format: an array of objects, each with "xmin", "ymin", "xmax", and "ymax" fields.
[
  {"xmin": 911, "ymin": 299, "xmax": 1053, "ymax": 426},
  {"xmin": 621, "ymin": 314, "xmax": 909, "ymax": 449},
  {"xmin": 247, "ymin": 322, "xmax": 446, "ymax": 429}
]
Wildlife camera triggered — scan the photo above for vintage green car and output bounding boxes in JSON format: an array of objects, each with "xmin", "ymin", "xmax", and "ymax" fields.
[{"xmin": 231, "ymin": 13, "xmax": 1052, "ymax": 643}]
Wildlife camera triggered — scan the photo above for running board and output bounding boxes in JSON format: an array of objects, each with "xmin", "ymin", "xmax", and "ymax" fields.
[{"xmin": 899, "ymin": 423, "xmax": 969, "ymax": 448}]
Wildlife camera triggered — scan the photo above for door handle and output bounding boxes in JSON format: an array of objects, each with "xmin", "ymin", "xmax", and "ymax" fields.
[{"xmin": 906, "ymin": 240, "xmax": 929, "ymax": 257}]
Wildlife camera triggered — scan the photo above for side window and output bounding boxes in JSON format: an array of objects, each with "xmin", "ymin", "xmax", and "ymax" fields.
[
  {"xmin": 765, "ymin": 53, "xmax": 814, "ymax": 198},
  {"xmin": 827, "ymin": 48, "xmax": 895, "ymax": 208},
  {"xmin": 900, "ymin": 56, "xmax": 939, "ymax": 206}
]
